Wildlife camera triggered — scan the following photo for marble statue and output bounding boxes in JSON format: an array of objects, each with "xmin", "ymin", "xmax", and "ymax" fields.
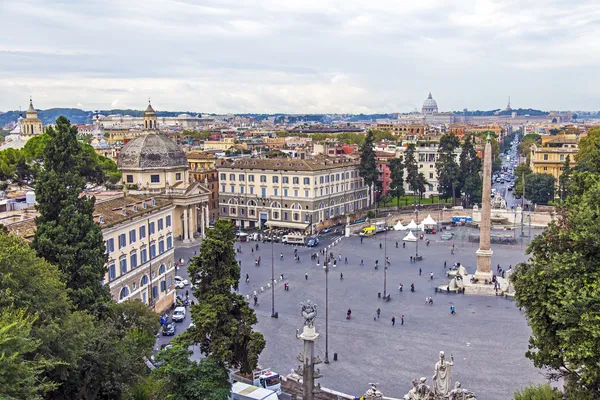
[
  {"xmin": 433, "ymin": 351, "xmax": 454, "ymax": 396},
  {"xmin": 403, "ymin": 377, "xmax": 431, "ymax": 400},
  {"xmin": 445, "ymin": 382, "xmax": 476, "ymax": 400},
  {"xmin": 300, "ymin": 300, "xmax": 317, "ymax": 327},
  {"xmin": 501, "ymin": 267, "xmax": 515, "ymax": 294},
  {"xmin": 365, "ymin": 383, "xmax": 383, "ymax": 399}
]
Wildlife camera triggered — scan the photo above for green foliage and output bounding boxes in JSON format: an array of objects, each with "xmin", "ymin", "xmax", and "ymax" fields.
[
  {"xmin": 519, "ymin": 134, "xmax": 541, "ymax": 157},
  {"xmin": 32, "ymin": 116, "xmax": 110, "ymax": 313},
  {"xmin": 404, "ymin": 144, "xmax": 419, "ymax": 196},
  {"xmin": 265, "ymin": 150, "xmax": 288, "ymax": 158},
  {"xmin": 182, "ymin": 130, "xmax": 211, "ymax": 140},
  {"xmin": 0, "ymin": 147, "xmax": 32, "ymax": 184},
  {"xmin": 526, "ymin": 173, "xmax": 556, "ymax": 205},
  {"xmin": 512, "ymin": 172, "xmax": 600, "ymax": 396},
  {"xmin": 152, "ymin": 345, "xmax": 230, "ymax": 400},
  {"xmin": 435, "ymin": 134, "xmax": 461, "ymax": 205},
  {"xmin": 367, "ymin": 210, "xmax": 376, "ymax": 218},
  {"xmin": 460, "ymin": 136, "xmax": 482, "ymax": 207},
  {"xmin": 575, "ymin": 127, "xmax": 600, "ymax": 174},
  {"xmin": 185, "ymin": 220, "xmax": 265, "ymax": 374},
  {"xmin": 388, "ymin": 158, "xmax": 405, "ymax": 209},
  {"xmin": 372, "ymin": 129, "xmax": 396, "ymax": 142},
  {"xmin": 514, "ymin": 384, "xmax": 563, "ymax": 400},
  {"xmin": 358, "ymin": 130, "xmax": 379, "ymax": 191},
  {"xmin": 514, "ymin": 163, "xmax": 533, "ymax": 195},
  {"xmin": 559, "ymin": 155, "xmax": 572, "ymax": 200}
]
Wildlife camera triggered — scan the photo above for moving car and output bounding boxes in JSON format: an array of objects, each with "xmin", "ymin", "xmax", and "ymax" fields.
[
  {"xmin": 306, "ymin": 237, "xmax": 319, "ymax": 247},
  {"xmin": 321, "ymin": 227, "xmax": 332, "ymax": 234},
  {"xmin": 175, "ymin": 281, "xmax": 185, "ymax": 289},
  {"xmin": 162, "ymin": 322, "xmax": 176, "ymax": 336},
  {"xmin": 174, "ymin": 276, "xmax": 189, "ymax": 286},
  {"xmin": 172, "ymin": 307, "xmax": 186, "ymax": 322}
]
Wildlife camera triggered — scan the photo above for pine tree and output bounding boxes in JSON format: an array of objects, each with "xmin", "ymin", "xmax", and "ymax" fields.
[
  {"xmin": 32, "ymin": 116, "xmax": 110, "ymax": 313},
  {"xmin": 185, "ymin": 219, "xmax": 265, "ymax": 374},
  {"xmin": 389, "ymin": 158, "xmax": 405, "ymax": 210},
  {"xmin": 459, "ymin": 136, "xmax": 482, "ymax": 207},
  {"xmin": 404, "ymin": 144, "xmax": 419, "ymax": 203},
  {"xmin": 358, "ymin": 130, "xmax": 379, "ymax": 203},
  {"xmin": 435, "ymin": 134, "xmax": 461, "ymax": 206}
]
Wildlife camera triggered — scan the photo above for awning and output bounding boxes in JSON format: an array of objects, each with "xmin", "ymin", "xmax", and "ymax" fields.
[{"xmin": 264, "ymin": 220, "xmax": 309, "ymax": 230}]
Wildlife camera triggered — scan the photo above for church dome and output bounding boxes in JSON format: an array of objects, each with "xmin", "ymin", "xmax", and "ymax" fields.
[
  {"xmin": 422, "ymin": 92, "xmax": 438, "ymax": 114},
  {"xmin": 118, "ymin": 133, "xmax": 187, "ymax": 170}
]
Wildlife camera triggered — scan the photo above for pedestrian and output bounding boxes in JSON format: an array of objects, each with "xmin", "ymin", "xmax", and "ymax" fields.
[
  {"xmin": 444, "ymin": 260, "xmax": 447, "ymax": 268},
  {"xmin": 246, "ymin": 273, "xmax": 249, "ymax": 283},
  {"xmin": 410, "ymin": 256, "xmax": 413, "ymax": 263},
  {"xmin": 338, "ymin": 254, "xmax": 342, "ymax": 262},
  {"xmin": 451, "ymin": 249, "xmax": 455, "ymax": 255},
  {"xmin": 392, "ymin": 316, "xmax": 396, "ymax": 326},
  {"xmin": 450, "ymin": 305, "xmax": 455, "ymax": 315},
  {"xmin": 425, "ymin": 296, "xmax": 429, "ymax": 304},
  {"xmin": 360, "ymin": 259, "xmax": 364, "ymax": 266},
  {"xmin": 429, "ymin": 297, "xmax": 433, "ymax": 305},
  {"xmin": 280, "ymin": 274, "xmax": 284, "ymax": 280},
  {"xmin": 333, "ymin": 260, "xmax": 337, "ymax": 267},
  {"xmin": 194, "ymin": 251, "xmax": 197, "ymax": 256},
  {"xmin": 191, "ymin": 300, "xmax": 195, "ymax": 306},
  {"xmin": 430, "ymin": 272, "xmax": 434, "ymax": 280},
  {"xmin": 380, "ymin": 243, "xmax": 383, "ymax": 249},
  {"xmin": 396, "ymin": 241, "xmax": 398, "ymax": 248},
  {"xmin": 361, "ymin": 237, "xmax": 363, "ymax": 244},
  {"xmin": 252, "ymin": 247, "xmax": 254, "ymax": 253},
  {"xmin": 419, "ymin": 267, "xmax": 422, "ymax": 276},
  {"xmin": 253, "ymin": 295, "xmax": 258, "ymax": 306},
  {"xmin": 401, "ymin": 315, "xmax": 404, "ymax": 325},
  {"xmin": 280, "ymin": 253, "xmax": 283, "ymax": 260},
  {"xmin": 305, "ymin": 272, "xmax": 308, "ymax": 280},
  {"xmin": 186, "ymin": 289, "xmax": 189, "ymax": 297},
  {"xmin": 398, "ymin": 283, "xmax": 403, "ymax": 292},
  {"xmin": 403, "ymin": 242, "xmax": 406, "ymax": 249},
  {"xmin": 376, "ymin": 308, "xmax": 381, "ymax": 319},
  {"xmin": 345, "ymin": 257, "xmax": 348, "ymax": 264},
  {"xmin": 297, "ymin": 256, "xmax": 300, "ymax": 263},
  {"xmin": 340, "ymin": 272, "xmax": 343, "ymax": 280}
]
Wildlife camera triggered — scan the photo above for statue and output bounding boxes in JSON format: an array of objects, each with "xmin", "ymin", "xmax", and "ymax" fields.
[
  {"xmin": 501, "ymin": 267, "xmax": 515, "ymax": 294},
  {"xmin": 445, "ymin": 382, "xmax": 476, "ymax": 400},
  {"xmin": 365, "ymin": 383, "xmax": 383, "ymax": 399},
  {"xmin": 300, "ymin": 300, "xmax": 317, "ymax": 327},
  {"xmin": 433, "ymin": 351, "xmax": 454, "ymax": 396},
  {"xmin": 403, "ymin": 377, "xmax": 431, "ymax": 400}
]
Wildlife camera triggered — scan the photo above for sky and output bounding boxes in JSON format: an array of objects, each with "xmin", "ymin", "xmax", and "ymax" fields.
[{"xmin": 1, "ymin": 0, "xmax": 599, "ymax": 114}]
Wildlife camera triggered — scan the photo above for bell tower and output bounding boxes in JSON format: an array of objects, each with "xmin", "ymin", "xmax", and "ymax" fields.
[{"xmin": 143, "ymin": 99, "xmax": 158, "ymax": 130}]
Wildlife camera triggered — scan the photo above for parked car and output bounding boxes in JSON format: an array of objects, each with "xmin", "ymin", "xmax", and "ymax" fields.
[
  {"xmin": 306, "ymin": 237, "xmax": 319, "ymax": 247},
  {"xmin": 174, "ymin": 276, "xmax": 189, "ymax": 286},
  {"xmin": 175, "ymin": 281, "xmax": 185, "ymax": 289},
  {"xmin": 162, "ymin": 322, "xmax": 176, "ymax": 336},
  {"xmin": 321, "ymin": 227, "xmax": 332, "ymax": 234},
  {"xmin": 172, "ymin": 307, "xmax": 186, "ymax": 322}
]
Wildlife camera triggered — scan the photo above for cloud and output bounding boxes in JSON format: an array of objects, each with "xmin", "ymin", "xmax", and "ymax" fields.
[{"xmin": 0, "ymin": 0, "xmax": 599, "ymax": 113}]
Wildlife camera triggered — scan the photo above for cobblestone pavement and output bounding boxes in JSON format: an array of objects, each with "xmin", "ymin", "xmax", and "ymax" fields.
[{"xmin": 167, "ymin": 230, "xmax": 547, "ymax": 399}]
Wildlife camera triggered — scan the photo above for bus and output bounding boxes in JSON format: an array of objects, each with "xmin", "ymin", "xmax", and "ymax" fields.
[{"xmin": 359, "ymin": 226, "xmax": 376, "ymax": 237}]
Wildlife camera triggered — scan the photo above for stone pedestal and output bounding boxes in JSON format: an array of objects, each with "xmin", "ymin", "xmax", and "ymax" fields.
[{"xmin": 474, "ymin": 248, "xmax": 493, "ymax": 281}]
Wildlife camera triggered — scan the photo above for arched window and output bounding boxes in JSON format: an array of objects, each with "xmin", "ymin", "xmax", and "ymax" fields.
[
  {"xmin": 228, "ymin": 198, "xmax": 239, "ymax": 205},
  {"xmin": 141, "ymin": 275, "xmax": 149, "ymax": 286},
  {"xmin": 248, "ymin": 200, "xmax": 257, "ymax": 207},
  {"xmin": 119, "ymin": 286, "xmax": 130, "ymax": 300},
  {"xmin": 319, "ymin": 202, "xmax": 325, "ymax": 209},
  {"xmin": 270, "ymin": 201, "xmax": 281, "ymax": 209},
  {"xmin": 159, "ymin": 264, "xmax": 166, "ymax": 275},
  {"xmin": 291, "ymin": 203, "xmax": 301, "ymax": 210}
]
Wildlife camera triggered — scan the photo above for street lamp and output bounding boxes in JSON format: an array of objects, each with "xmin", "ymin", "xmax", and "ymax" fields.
[
  {"xmin": 323, "ymin": 255, "xmax": 334, "ymax": 364},
  {"xmin": 383, "ymin": 213, "xmax": 391, "ymax": 298},
  {"xmin": 271, "ymin": 232, "xmax": 277, "ymax": 318},
  {"xmin": 415, "ymin": 207, "xmax": 420, "ymax": 260}
]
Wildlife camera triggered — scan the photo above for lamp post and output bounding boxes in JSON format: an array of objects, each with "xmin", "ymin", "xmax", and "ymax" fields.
[
  {"xmin": 271, "ymin": 232, "xmax": 276, "ymax": 318},
  {"xmin": 383, "ymin": 213, "xmax": 390, "ymax": 298},
  {"xmin": 415, "ymin": 207, "xmax": 420, "ymax": 260},
  {"xmin": 322, "ymin": 256, "xmax": 333, "ymax": 364}
]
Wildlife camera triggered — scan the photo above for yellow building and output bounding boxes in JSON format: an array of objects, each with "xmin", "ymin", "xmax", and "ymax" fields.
[
  {"xmin": 95, "ymin": 195, "xmax": 175, "ymax": 312},
  {"xmin": 187, "ymin": 152, "xmax": 222, "ymax": 223},
  {"xmin": 203, "ymin": 137, "xmax": 235, "ymax": 151},
  {"xmin": 118, "ymin": 133, "xmax": 211, "ymax": 242},
  {"xmin": 529, "ymin": 133, "xmax": 580, "ymax": 181}
]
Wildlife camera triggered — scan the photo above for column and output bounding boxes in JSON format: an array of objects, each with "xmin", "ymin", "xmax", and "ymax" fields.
[
  {"xmin": 475, "ymin": 135, "xmax": 493, "ymax": 280},
  {"xmin": 183, "ymin": 206, "xmax": 190, "ymax": 243},
  {"xmin": 189, "ymin": 206, "xmax": 195, "ymax": 239},
  {"xmin": 200, "ymin": 205, "xmax": 206, "ymax": 238},
  {"xmin": 205, "ymin": 204, "xmax": 210, "ymax": 228}
]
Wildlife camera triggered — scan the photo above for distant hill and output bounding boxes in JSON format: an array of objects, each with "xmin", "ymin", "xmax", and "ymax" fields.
[{"xmin": 452, "ymin": 108, "xmax": 549, "ymax": 117}]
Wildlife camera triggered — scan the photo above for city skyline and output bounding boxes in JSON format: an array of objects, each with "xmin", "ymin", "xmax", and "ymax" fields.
[{"xmin": 1, "ymin": 0, "xmax": 599, "ymax": 113}]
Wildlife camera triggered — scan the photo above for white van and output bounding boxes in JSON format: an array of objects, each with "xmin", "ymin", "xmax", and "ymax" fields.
[{"xmin": 282, "ymin": 234, "xmax": 306, "ymax": 245}]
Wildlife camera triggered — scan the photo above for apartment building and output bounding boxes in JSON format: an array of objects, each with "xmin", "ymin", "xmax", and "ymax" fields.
[
  {"xmin": 187, "ymin": 152, "xmax": 223, "ymax": 223},
  {"xmin": 529, "ymin": 133, "xmax": 581, "ymax": 182},
  {"xmin": 217, "ymin": 157, "xmax": 369, "ymax": 231}
]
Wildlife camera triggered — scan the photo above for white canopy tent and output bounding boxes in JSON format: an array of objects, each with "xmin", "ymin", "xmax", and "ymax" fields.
[
  {"xmin": 403, "ymin": 231, "xmax": 417, "ymax": 242},
  {"xmin": 422, "ymin": 214, "xmax": 437, "ymax": 226},
  {"xmin": 393, "ymin": 221, "xmax": 407, "ymax": 231},
  {"xmin": 406, "ymin": 219, "xmax": 418, "ymax": 230}
]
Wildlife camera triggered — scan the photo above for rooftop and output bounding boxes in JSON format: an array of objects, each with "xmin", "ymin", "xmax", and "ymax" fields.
[
  {"xmin": 94, "ymin": 194, "xmax": 173, "ymax": 229},
  {"xmin": 220, "ymin": 156, "xmax": 359, "ymax": 171}
]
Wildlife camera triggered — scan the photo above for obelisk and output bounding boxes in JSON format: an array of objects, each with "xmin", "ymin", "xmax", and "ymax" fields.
[{"xmin": 475, "ymin": 133, "xmax": 493, "ymax": 280}]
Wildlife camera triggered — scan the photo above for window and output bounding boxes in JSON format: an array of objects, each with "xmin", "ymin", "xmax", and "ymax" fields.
[
  {"xmin": 167, "ymin": 235, "xmax": 173, "ymax": 249},
  {"xmin": 222, "ymin": 207, "xmax": 227, "ymax": 214},
  {"xmin": 141, "ymin": 275, "xmax": 149, "ymax": 286},
  {"xmin": 126, "ymin": 175, "xmax": 134, "ymax": 183},
  {"xmin": 159, "ymin": 239, "xmax": 165, "ymax": 254},
  {"xmin": 241, "ymin": 186, "xmax": 245, "ymax": 194},
  {"xmin": 250, "ymin": 186, "xmax": 254, "ymax": 195},
  {"xmin": 159, "ymin": 264, "xmax": 166, "ymax": 275},
  {"xmin": 120, "ymin": 256, "xmax": 127, "ymax": 275},
  {"xmin": 168, "ymin": 275, "xmax": 173, "ymax": 287},
  {"xmin": 260, "ymin": 175, "xmax": 267, "ymax": 183},
  {"xmin": 222, "ymin": 184, "xmax": 226, "ymax": 192},
  {"xmin": 320, "ymin": 177, "xmax": 324, "ymax": 184},
  {"xmin": 108, "ymin": 263, "xmax": 116, "ymax": 281},
  {"xmin": 304, "ymin": 177, "xmax": 310, "ymax": 185},
  {"xmin": 261, "ymin": 188, "xmax": 266, "ymax": 197},
  {"xmin": 120, "ymin": 286, "xmax": 130, "ymax": 300},
  {"xmin": 248, "ymin": 174, "xmax": 255, "ymax": 182},
  {"xmin": 239, "ymin": 174, "xmax": 245, "ymax": 181},
  {"xmin": 282, "ymin": 176, "xmax": 289, "ymax": 184},
  {"xmin": 274, "ymin": 188, "xmax": 278, "ymax": 196},
  {"xmin": 140, "ymin": 247, "xmax": 148, "ymax": 264},
  {"xmin": 293, "ymin": 177, "xmax": 299, "ymax": 184},
  {"xmin": 220, "ymin": 173, "xmax": 226, "ymax": 180},
  {"xmin": 294, "ymin": 189, "xmax": 298, "ymax": 197},
  {"xmin": 150, "ymin": 174, "xmax": 160, "ymax": 183},
  {"xmin": 166, "ymin": 215, "xmax": 171, "ymax": 227},
  {"xmin": 305, "ymin": 190, "xmax": 309, "ymax": 197},
  {"xmin": 160, "ymin": 280, "xmax": 167, "ymax": 292},
  {"xmin": 273, "ymin": 211, "xmax": 279, "ymax": 219},
  {"xmin": 230, "ymin": 185, "xmax": 235, "ymax": 193},
  {"xmin": 294, "ymin": 212, "xmax": 300, "ymax": 221},
  {"xmin": 149, "ymin": 221, "xmax": 155, "ymax": 235},
  {"xmin": 543, "ymin": 167, "xmax": 548, "ymax": 171},
  {"xmin": 560, "ymin": 154, "xmax": 565, "ymax": 161},
  {"xmin": 175, "ymin": 172, "xmax": 182, "ymax": 180},
  {"xmin": 107, "ymin": 238, "xmax": 115, "ymax": 254},
  {"xmin": 139, "ymin": 225, "xmax": 146, "ymax": 240},
  {"xmin": 158, "ymin": 218, "xmax": 163, "ymax": 231},
  {"xmin": 250, "ymin": 209, "xmax": 255, "ymax": 216},
  {"xmin": 152, "ymin": 285, "xmax": 158, "ymax": 299},
  {"xmin": 273, "ymin": 176, "xmax": 279, "ymax": 184},
  {"xmin": 118, "ymin": 233, "xmax": 126, "ymax": 249},
  {"xmin": 150, "ymin": 242, "xmax": 156, "ymax": 259},
  {"xmin": 429, "ymin": 173, "xmax": 434, "ymax": 179},
  {"xmin": 130, "ymin": 251, "xmax": 138, "ymax": 269},
  {"xmin": 230, "ymin": 173, "xmax": 236, "ymax": 181},
  {"xmin": 284, "ymin": 189, "xmax": 288, "ymax": 197},
  {"xmin": 283, "ymin": 212, "xmax": 288, "ymax": 221},
  {"xmin": 325, "ymin": 176, "xmax": 329, "ymax": 183},
  {"xmin": 129, "ymin": 229, "xmax": 136, "ymax": 244},
  {"xmin": 543, "ymin": 154, "xmax": 548, "ymax": 160}
]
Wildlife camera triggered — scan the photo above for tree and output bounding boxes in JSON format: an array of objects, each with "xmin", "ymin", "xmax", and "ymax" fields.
[
  {"xmin": 404, "ymin": 144, "xmax": 419, "ymax": 201},
  {"xmin": 513, "ymin": 163, "xmax": 533, "ymax": 196},
  {"xmin": 559, "ymin": 155, "xmax": 572, "ymax": 200},
  {"xmin": 575, "ymin": 127, "xmax": 600, "ymax": 174},
  {"xmin": 519, "ymin": 134, "xmax": 541, "ymax": 158},
  {"xmin": 152, "ymin": 345, "xmax": 230, "ymax": 400},
  {"xmin": 32, "ymin": 116, "xmax": 110, "ymax": 313},
  {"xmin": 358, "ymin": 130, "xmax": 379, "ymax": 202},
  {"xmin": 512, "ymin": 172, "xmax": 600, "ymax": 397},
  {"xmin": 388, "ymin": 158, "xmax": 405, "ymax": 210},
  {"xmin": 526, "ymin": 173, "xmax": 555, "ymax": 205},
  {"xmin": 435, "ymin": 134, "xmax": 461, "ymax": 206},
  {"xmin": 514, "ymin": 384, "xmax": 563, "ymax": 400},
  {"xmin": 459, "ymin": 135, "xmax": 482, "ymax": 207},
  {"xmin": 184, "ymin": 220, "xmax": 265, "ymax": 374},
  {"xmin": 416, "ymin": 172, "xmax": 428, "ymax": 201}
]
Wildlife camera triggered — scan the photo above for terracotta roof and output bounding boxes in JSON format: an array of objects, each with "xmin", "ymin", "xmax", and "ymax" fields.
[
  {"xmin": 220, "ymin": 156, "xmax": 359, "ymax": 171},
  {"xmin": 94, "ymin": 195, "xmax": 173, "ymax": 229},
  {"xmin": 5, "ymin": 219, "xmax": 37, "ymax": 240},
  {"xmin": 186, "ymin": 152, "xmax": 216, "ymax": 160}
]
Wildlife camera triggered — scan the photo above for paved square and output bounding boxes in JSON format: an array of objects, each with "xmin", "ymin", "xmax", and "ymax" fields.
[{"xmin": 231, "ymin": 229, "xmax": 546, "ymax": 400}]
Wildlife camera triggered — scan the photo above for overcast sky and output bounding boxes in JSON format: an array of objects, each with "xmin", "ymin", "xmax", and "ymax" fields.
[{"xmin": 1, "ymin": 0, "xmax": 599, "ymax": 113}]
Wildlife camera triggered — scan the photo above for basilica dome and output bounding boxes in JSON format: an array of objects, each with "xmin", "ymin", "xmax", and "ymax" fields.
[
  {"xmin": 118, "ymin": 133, "xmax": 187, "ymax": 170},
  {"xmin": 422, "ymin": 92, "xmax": 438, "ymax": 114}
]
